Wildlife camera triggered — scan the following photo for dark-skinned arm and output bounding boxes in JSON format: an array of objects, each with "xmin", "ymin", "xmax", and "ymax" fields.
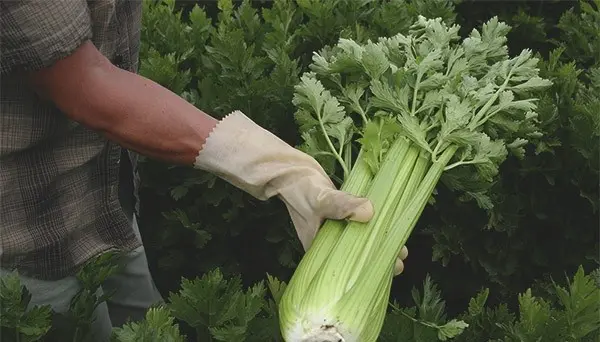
[{"xmin": 27, "ymin": 40, "xmax": 218, "ymax": 166}]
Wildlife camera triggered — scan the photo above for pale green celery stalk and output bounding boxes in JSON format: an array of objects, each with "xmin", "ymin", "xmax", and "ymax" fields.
[
  {"xmin": 279, "ymin": 137, "xmax": 419, "ymax": 342},
  {"xmin": 279, "ymin": 139, "xmax": 409, "ymax": 304},
  {"xmin": 337, "ymin": 142, "xmax": 419, "ymax": 289},
  {"xmin": 392, "ymin": 150, "xmax": 431, "ymax": 215},
  {"xmin": 308, "ymin": 140, "xmax": 424, "ymax": 340},
  {"xmin": 331, "ymin": 145, "xmax": 457, "ymax": 342},
  {"xmin": 281, "ymin": 149, "xmax": 374, "ymax": 306},
  {"xmin": 279, "ymin": 138, "xmax": 458, "ymax": 342},
  {"xmin": 388, "ymin": 146, "xmax": 457, "ymax": 254},
  {"xmin": 306, "ymin": 139, "xmax": 414, "ymax": 293}
]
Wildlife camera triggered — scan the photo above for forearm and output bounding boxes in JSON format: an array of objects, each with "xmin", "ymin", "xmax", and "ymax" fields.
[
  {"xmin": 85, "ymin": 66, "xmax": 218, "ymax": 165},
  {"xmin": 28, "ymin": 41, "xmax": 217, "ymax": 166}
]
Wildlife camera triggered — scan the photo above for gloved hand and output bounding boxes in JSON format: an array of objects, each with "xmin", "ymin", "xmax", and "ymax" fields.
[{"xmin": 194, "ymin": 110, "xmax": 408, "ymax": 275}]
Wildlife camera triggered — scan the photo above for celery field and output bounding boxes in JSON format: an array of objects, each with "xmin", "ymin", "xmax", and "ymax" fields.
[{"xmin": 1, "ymin": 0, "xmax": 598, "ymax": 341}]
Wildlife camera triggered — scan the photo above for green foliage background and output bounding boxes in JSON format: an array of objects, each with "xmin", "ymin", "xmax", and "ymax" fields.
[
  {"xmin": 1, "ymin": 0, "xmax": 598, "ymax": 341},
  {"xmin": 130, "ymin": 0, "xmax": 599, "ymax": 339},
  {"xmin": 138, "ymin": 0, "xmax": 598, "ymax": 306}
]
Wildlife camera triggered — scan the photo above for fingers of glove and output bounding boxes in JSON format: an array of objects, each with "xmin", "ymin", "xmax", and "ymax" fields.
[
  {"xmin": 393, "ymin": 258, "xmax": 405, "ymax": 276},
  {"xmin": 320, "ymin": 190, "xmax": 374, "ymax": 223},
  {"xmin": 393, "ymin": 246, "xmax": 408, "ymax": 276},
  {"xmin": 284, "ymin": 189, "xmax": 374, "ymax": 252},
  {"xmin": 398, "ymin": 245, "xmax": 408, "ymax": 260}
]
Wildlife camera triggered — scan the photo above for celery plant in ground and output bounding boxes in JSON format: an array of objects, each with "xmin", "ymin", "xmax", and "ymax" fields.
[{"xmin": 278, "ymin": 16, "xmax": 552, "ymax": 342}]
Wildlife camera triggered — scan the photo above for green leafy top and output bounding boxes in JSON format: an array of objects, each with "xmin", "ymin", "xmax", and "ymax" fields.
[{"xmin": 293, "ymin": 16, "xmax": 552, "ymax": 203}]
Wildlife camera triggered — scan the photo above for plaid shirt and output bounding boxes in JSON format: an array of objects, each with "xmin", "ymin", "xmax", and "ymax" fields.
[{"xmin": 1, "ymin": 0, "xmax": 143, "ymax": 280}]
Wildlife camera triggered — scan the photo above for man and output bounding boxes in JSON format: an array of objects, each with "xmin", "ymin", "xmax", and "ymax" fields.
[{"xmin": 0, "ymin": 1, "xmax": 408, "ymax": 340}]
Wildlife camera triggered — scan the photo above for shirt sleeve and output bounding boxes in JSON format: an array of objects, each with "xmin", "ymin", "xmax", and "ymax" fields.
[{"xmin": 0, "ymin": 1, "xmax": 93, "ymax": 75}]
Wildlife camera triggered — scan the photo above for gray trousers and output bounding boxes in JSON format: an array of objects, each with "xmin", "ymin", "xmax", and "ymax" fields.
[{"xmin": 0, "ymin": 216, "xmax": 164, "ymax": 341}]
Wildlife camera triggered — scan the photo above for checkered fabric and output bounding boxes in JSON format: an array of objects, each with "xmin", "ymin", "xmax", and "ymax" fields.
[{"xmin": 1, "ymin": 0, "xmax": 144, "ymax": 280}]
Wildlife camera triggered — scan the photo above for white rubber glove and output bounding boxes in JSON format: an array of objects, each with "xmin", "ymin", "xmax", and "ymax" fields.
[{"xmin": 194, "ymin": 110, "xmax": 407, "ymax": 275}]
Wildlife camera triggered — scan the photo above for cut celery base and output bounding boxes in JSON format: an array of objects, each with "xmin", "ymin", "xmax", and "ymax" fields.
[{"xmin": 300, "ymin": 326, "xmax": 345, "ymax": 342}]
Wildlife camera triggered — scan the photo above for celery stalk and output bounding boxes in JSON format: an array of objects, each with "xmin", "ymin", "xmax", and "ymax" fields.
[
  {"xmin": 280, "ymin": 15, "xmax": 551, "ymax": 342},
  {"xmin": 279, "ymin": 139, "xmax": 409, "ymax": 328},
  {"xmin": 281, "ymin": 149, "xmax": 374, "ymax": 306},
  {"xmin": 332, "ymin": 146, "xmax": 457, "ymax": 341}
]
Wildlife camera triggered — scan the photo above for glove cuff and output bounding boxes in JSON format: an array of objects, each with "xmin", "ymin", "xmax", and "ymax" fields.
[{"xmin": 193, "ymin": 110, "xmax": 330, "ymax": 200}]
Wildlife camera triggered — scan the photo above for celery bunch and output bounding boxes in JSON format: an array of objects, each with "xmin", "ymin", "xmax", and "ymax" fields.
[{"xmin": 278, "ymin": 16, "xmax": 552, "ymax": 342}]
